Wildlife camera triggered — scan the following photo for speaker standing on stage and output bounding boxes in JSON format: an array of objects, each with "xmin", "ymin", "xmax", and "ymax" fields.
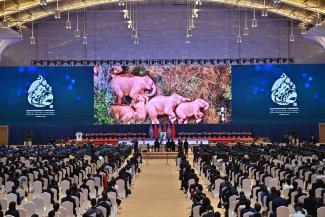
[
  {"xmin": 133, "ymin": 139, "xmax": 139, "ymax": 153},
  {"xmin": 184, "ymin": 139, "xmax": 189, "ymax": 156},
  {"xmin": 154, "ymin": 138, "xmax": 160, "ymax": 152}
]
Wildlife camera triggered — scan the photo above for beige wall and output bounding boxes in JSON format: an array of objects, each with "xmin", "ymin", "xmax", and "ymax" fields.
[
  {"xmin": 319, "ymin": 123, "xmax": 325, "ymax": 143},
  {"xmin": 0, "ymin": 126, "xmax": 8, "ymax": 145}
]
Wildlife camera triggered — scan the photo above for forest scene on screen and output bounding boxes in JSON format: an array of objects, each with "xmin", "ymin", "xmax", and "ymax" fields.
[{"xmin": 94, "ymin": 65, "xmax": 231, "ymax": 124}]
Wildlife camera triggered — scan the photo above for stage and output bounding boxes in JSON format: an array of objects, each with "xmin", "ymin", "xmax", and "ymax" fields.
[{"xmin": 67, "ymin": 137, "xmax": 254, "ymax": 145}]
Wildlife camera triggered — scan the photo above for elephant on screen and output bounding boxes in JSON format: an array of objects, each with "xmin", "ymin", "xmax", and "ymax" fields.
[
  {"xmin": 175, "ymin": 98, "xmax": 209, "ymax": 124},
  {"xmin": 146, "ymin": 93, "xmax": 191, "ymax": 124},
  {"xmin": 110, "ymin": 75, "xmax": 156, "ymax": 104}
]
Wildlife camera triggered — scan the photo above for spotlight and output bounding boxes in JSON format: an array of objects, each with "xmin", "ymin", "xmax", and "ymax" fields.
[
  {"xmin": 316, "ymin": 17, "xmax": 322, "ymax": 26},
  {"xmin": 290, "ymin": 34, "xmax": 295, "ymax": 42},
  {"xmin": 66, "ymin": 20, "xmax": 72, "ymax": 29},
  {"xmin": 82, "ymin": 36, "xmax": 87, "ymax": 45},
  {"xmin": 301, "ymin": 25, "xmax": 307, "ymax": 35},
  {"xmin": 261, "ymin": 9, "xmax": 268, "ymax": 17},
  {"xmin": 237, "ymin": 35, "xmax": 242, "ymax": 43},
  {"xmin": 2, "ymin": 20, "xmax": 8, "ymax": 29},
  {"xmin": 17, "ymin": 26, "xmax": 23, "ymax": 38},
  {"xmin": 243, "ymin": 27, "xmax": 249, "ymax": 36},
  {"xmin": 54, "ymin": 10, "xmax": 61, "ymax": 19},
  {"xmin": 252, "ymin": 18, "xmax": 257, "ymax": 28},
  {"xmin": 30, "ymin": 36, "xmax": 35, "ymax": 45},
  {"xmin": 75, "ymin": 28, "xmax": 80, "ymax": 37}
]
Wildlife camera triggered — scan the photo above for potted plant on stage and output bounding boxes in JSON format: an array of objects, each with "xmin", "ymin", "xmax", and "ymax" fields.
[{"xmin": 24, "ymin": 132, "xmax": 33, "ymax": 147}]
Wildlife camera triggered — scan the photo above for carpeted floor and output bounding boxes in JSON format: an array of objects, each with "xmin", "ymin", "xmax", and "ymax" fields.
[
  {"xmin": 117, "ymin": 156, "xmax": 225, "ymax": 217},
  {"xmin": 117, "ymin": 158, "xmax": 193, "ymax": 217}
]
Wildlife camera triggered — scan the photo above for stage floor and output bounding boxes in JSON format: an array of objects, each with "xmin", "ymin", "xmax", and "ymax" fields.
[{"xmin": 67, "ymin": 137, "xmax": 254, "ymax": 145}]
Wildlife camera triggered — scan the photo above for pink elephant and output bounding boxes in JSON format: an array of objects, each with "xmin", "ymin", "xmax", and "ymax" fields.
[
  {"xmin": 111, "ymin": 105, "xmax": 135, "ymax": 124},
  {"xmin": 146, "ymin": 93, "xmax": 191, "ymax": 124},
  {"xmin": 131, "ymin": 94, "xmax": 147, "ymax": 121},
  {"xmin": 112, "ymin": 95, "xmax": 148, "ymax": 123},
  {"xmin": 110, "ymin": 74, "xmax": 156, "ymax": 104},
  {"xmin": 175, "ymin": 98, "xmax": 209, "ymax": 124}
]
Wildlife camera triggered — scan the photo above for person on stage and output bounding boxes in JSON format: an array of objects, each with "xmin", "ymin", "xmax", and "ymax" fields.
[
  {"xmin": 166, "ymin": 138, "xmax": 171, "ymax": 152},
  {"xmin": 171, "ymin": 139, "xmax": 176, "ymax": 152},
  {"xmin": 178, "ymin": 140, "xmax": 183, "ymax": 153},
  {"xmin": 154, "ymin": 138, "xmax": 160, "ymax": 152},
  {"xmin": 133, "ymin": 139, "xmax": 139, "ymax": 153},
  {"xmin": 184, "ymin": 139, "xmax": 189, "ymax": 156}
]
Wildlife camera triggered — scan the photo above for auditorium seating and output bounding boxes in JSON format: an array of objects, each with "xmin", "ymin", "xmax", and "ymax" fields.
[
  {"xmin": 0, "ymin": 144, "xmax": 142, "ymax": 217},
  {"xmin": 188, "ymin": 143, "xmax": 325, "ymax": 217}
]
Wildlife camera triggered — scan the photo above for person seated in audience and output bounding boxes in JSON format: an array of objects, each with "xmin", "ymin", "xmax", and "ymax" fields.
[
  {"xmin": 287, "ymin": 181, "xmax": 299, "ymax": 204},
  {"xmin": 271, "ymin": 190, "xmax": 288, "ymax": 215},
  {"xmin": 234, "ymin": 191, "xmax": 247, "ymax": 213},
  {"xmin": 5, "ymin": 202, "xmax": 20, "ymax": 217},
  {"xmin": 0, "ymin": 203, "xmax": 3, "ymax": 217},
  {"xmin": 221, "ymin": 182, "xmax": 238, "ymax": 217},
  {"xmin": 84, "ymin": 199, "xmax": 104, "ymax": 217},
  {"xmin": 312, "ymin": 179, "xmax": 325, "ymax": 191},
  {"xmin": 107, "ymin": 179, "xmax": 122, "ymax": 206},
  {"xmin": 9, "ymin": 185, "xmax": 22, "ymax": 205},
  {"xmin": 240, "ymin": 199, "xmax": 255, "ymax": 217},
  {"xmin": 50, "ymin": 203, "xmax": 60, "ymax": 216},
  {"xmin": 80, "ymin": 178, "xmax": 91, "ymax": 199},
  {"xmin": 250, "ymin": 203, "xmax": 262, "ymax": 217},
  {"xmin": 43, "ymin": 184, "xmax": 55, "ymax": 204},
  {"xmin": 117, "ymin": 168, "xmax": 132, "ymax": 197},
  {"xmin": 303, "ymin": 189, "xmax": 318, "ymax": 217},
  {"xmin": 199, "ymin": 197, "xmax": 214, "ymax": 216},
  {"xmin": 61, "ymin": 189, "xmax": 77, "ymax": 216},
  {"xmin": 259, "ymin": 185, "xmax": 269, "ymax": 206},
  {"xmin": 97, "ymin": 192, "xmax": 111, "ymax": 217},
  {"xmin": 48, "ymin": 210, "xmax": 55, "ymax": 217},
  {"xmin": 71, "ymin": 183, "xmax": 81, "ymax": 199},
  {"xmin": 294, "ymin": 187, "xmax": 306, "ymax": 204},
  {"xmin": 292, "ymin": 202, "xmax": 306, "ymax": 217},
  {"xmin": 316, "ymin": 170, "xmax": 325, "ymax": 180},
  {"xmin": 282, "ymin": 178, "xmax": 293, "ymax": 190},
  {"xmin": 251, "ymin": 180, "xmax": 261, "ymax": 199}
]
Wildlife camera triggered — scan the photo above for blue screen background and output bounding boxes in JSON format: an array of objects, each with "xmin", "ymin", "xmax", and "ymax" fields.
[
  {"xmin": 0, "ymin": 67, "xmax": 94, "ymax": 125},
  {"xmin": 232, "ymin": 64, "xmax": 325, "ymax": 124}
]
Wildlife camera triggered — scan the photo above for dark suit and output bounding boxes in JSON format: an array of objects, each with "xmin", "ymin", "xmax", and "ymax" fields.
[
  {"xmin": 303, "ymin": 196, "xmax": 317, "ymax": 217},
  {"xmin": 272, "ymin": 197, "xmax": 288, "ymax": 214},
  {"xmin": 240, "ymin": 207, "xmax": 255, "ymax": 217},
  {"xmin": 5, "ymin": 210, "xmax": 20, "ymax": 217},
  {"xmin": 97, "ymin": 201, "xmax": 111, "ymax": 217},
  {"xmin": 61, "ymin": 196, "xmax": 76, "ymax": 215}
]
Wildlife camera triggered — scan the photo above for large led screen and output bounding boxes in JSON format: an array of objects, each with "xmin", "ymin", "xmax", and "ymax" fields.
[
  {"xmin": 232, "ymin": 64, "xmax": 325, "ymax": 124},
  {"xmin": 94, "ymin": 65, "xmax": 232, "ymax": 124},
  {"xmin": 0, "ymin": 67, "xmax": 94, "ymax": 125}
]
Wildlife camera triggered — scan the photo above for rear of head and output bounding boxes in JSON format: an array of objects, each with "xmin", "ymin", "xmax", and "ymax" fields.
[
  {"xmin": 293, "ymin": 181, "xmax": 298, "ymax": 188},
  {"xmin": 66, "ymin": 189, "xmax": 71, "ymax": 196},
  {"xmin": 8, "ymin": 201, "xmax": 16, "ymax": 210},
  {"xmin": 53, "ymin": 203, "xmax": 60, "ymax": 212},
  {"xmin": 245, "ymin": 199, "xmax": 251, "ymax": 208},
  {"xmin": 275, "ymin": 190, "xmax": 281, "ymax": 197},
  {"xmin": 254, "ymin": 203, "xmax": 262, "ymax": 212},
  {"xmin": 48, "ymin": 210, "xmax": 55, "ymax": 217},
  {"xmin": 91, "ymin": 198, "xmax": 97, "ymax": 207}
]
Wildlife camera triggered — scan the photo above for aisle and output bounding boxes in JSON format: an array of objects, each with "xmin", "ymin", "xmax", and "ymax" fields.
[{"xmin": 117, "ymin": 159, "xmax": 192, "ymax": 217}]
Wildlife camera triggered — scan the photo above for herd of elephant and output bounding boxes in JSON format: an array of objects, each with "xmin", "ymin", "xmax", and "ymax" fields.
[{"xmin": 108, "ymin": 66, "xmax": 210, "ymax": 124}]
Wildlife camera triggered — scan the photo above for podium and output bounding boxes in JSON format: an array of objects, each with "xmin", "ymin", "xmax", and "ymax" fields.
[{"xmin": 76, "ymin": 132, "xmax": 83, "ymax": 141}]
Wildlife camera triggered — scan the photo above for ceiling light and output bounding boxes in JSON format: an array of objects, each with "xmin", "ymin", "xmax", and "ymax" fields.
[
  {"xmin": 83, "ymin": 8, "xmax": 87, "ymax": 45},
  {"xmin": 30, "ymin": 21, "xmax": 35, "ymax": 45},
  {"xmin": 290, "ymin": 19, "xmax": 295, "ymax": 42},
  {"xmin": 75, "ymin": 12, "xmax": 80, "ymax": 37},
  {"xmin": 18, "ymin": 26, "xmax": 23, "ymax": 38},
  {"xmin": 54, "ymin": 0, "xmax": 60, "ymax": 19},
  {"xmin": 261, "ymin": 0, "xmax": 268, "ymax": 17},
  {"xmin": 66, "ymin": 11, "xmax": 71, "ymax": 29},
  {"xmin": 243, "ymin": 9, "xmax": 249, "ymax": 36},
  {"xmin": 252, "ymin": 8, "xmax": 257, "ymax": 28}
]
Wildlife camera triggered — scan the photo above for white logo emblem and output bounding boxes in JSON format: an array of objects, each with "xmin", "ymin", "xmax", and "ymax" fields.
[
  {"xmin": 27, "ymin": 75, "xmax": 54, "ymax": 108},
  {"xmin": 271, "ymin": 73, "xmax": 297, "ymax": 106}
]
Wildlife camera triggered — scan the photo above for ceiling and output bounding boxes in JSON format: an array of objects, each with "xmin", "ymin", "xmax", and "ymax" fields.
[{"xmin": 0, "ymin": 0, "xmax": 324, "ymax": 28}]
